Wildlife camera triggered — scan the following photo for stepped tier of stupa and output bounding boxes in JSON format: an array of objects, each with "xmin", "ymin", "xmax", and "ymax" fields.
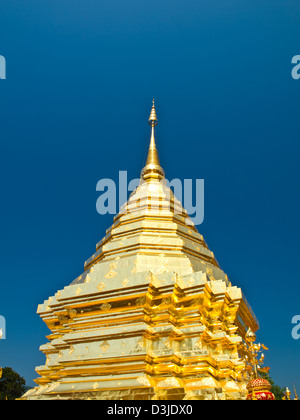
[{"xmin": 22, "ymin": 102, "xmax": 259, "ymax": 400}]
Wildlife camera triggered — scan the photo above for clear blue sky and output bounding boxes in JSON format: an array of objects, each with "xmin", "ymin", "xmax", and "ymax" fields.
[{"xmin": 0, "ymin": 1, "xmax": 300, "ymax": 392}]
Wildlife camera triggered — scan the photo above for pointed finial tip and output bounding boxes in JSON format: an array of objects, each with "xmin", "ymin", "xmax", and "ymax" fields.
[
  {"xmin": 149, "ymin": 99, "xmax": 158, "ymax": 126},
  {"xmin": 141, "ymin": 99, "xmax": 164, "ymax": 181}
]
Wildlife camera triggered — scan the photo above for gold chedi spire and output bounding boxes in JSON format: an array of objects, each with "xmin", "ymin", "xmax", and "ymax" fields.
[
  {"xmin": 141, "ymin": 100, "xmax": 165, "ymax": 181},
  {"xmin": 293, "ymin": 384, "xmax": 299, "ymax": 400},
  {"xmin": 21, "ymin": 101, "xmax": 261, "ymax": 401}
]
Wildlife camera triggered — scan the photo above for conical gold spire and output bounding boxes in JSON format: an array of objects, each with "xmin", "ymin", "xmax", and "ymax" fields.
[
  {"xmin": 141, "ymin": 100, "xmax": 165, "ymax": 181},
  {"xmin": 148, "ymin": 99, "xmax": 158, "ymax": 126},
  {"xmin": 293, "ymin": 384, "xmax": 299, "ymax": 400},
  {"xmin": 23, "ymin": 101, "xmax": 260, "ymax": 401}
]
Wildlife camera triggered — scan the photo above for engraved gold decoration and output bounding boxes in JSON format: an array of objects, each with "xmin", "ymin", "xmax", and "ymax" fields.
[
  {"xmin": 104, "ymin": 267, "xmax": 117, "ymax": 279},
  {"xmin": 21, "ymin": 101, "xmax": 261, "ymax": 400},
  {"xmin": 122, "ymin": 278, "xmax": 129, "ymax": 287},
  {"xmin": 97, "ymin": 282, "xmax": 106, "ymax": 292},
  {"xmin": 100, "ymin": 303, "xmax": 111, "ymax": 312},
  {"xmin": 100, "ymin": 340, "xmax": 110, "ymax": 352}
]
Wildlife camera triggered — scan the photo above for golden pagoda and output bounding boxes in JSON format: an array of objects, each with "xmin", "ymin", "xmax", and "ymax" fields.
[{"xmin": 22, "ymin": 102, "xmax": 260, "ymax": 400}]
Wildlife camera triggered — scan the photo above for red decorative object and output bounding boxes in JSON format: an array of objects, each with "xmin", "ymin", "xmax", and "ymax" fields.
[{"xmin": 246, "ymin": 378, "xmax": 276, "ymax": 400}]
